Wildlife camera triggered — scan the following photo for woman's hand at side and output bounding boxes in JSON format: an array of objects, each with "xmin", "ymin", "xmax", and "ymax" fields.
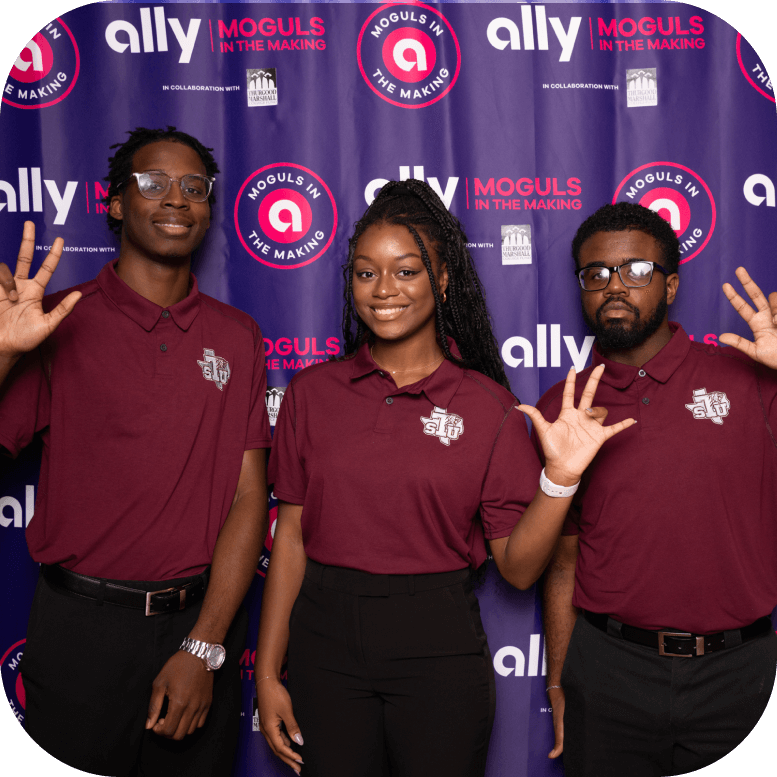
[{"xmin": 255, "ymin": 502, "xmax": 307, "ymax": 774}]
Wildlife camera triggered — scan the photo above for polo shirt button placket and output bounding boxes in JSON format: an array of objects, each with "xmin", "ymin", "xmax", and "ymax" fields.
[{"xmin": 386, "ymin": 397, "xmax": 393, "ymax": 405}]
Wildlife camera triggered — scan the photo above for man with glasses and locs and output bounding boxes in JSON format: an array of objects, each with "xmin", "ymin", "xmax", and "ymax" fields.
[
  {"xmin": 534, "ymin": 202, "xmax": 777, "ymax": 777},
  {"xmin": 0, "ymin": 128, "xmax": 271, "ymax": 776}
]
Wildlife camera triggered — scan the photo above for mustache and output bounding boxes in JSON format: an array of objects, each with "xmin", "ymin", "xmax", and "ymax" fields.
[{"xmin": 596, "ymin": 299, "xmax": 640, "ymax": 320}]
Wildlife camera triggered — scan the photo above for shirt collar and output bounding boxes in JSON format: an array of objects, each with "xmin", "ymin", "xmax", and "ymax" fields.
[
  {"xmin": 592, "ymin": 322, "xmax": 691, "ymax": 389},
  {"xmin": 350, "ymin": 338, "xmax": 466, "ymax": 408},
  {"xmin": 96, "ymin": 260, "xmax": 201, "ymax": 332}
]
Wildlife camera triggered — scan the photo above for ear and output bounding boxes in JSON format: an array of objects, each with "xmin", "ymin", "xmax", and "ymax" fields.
[
  {"xmin": 109, "ymin": 194, "xmax": 123, "ymax": 223},
  {"xmin": 666, "ymin": 272, "xmax": 679, "ymax": 305},
  {"xmin": 438, "ymin": 263, "xmax": 449, "ymax": 299}
]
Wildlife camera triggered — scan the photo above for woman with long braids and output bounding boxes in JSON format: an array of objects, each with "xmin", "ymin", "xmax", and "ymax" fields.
[{"xmin": 255, "ymin": 180, "xmax": 634, "ymax": 776}]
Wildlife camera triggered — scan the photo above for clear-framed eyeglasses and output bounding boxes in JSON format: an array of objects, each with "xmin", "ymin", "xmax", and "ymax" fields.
[
  {"xmin": 120, "ymin": 171, "xmax": 215, "ymax": 203},
  {"xmin": 576, "ymin": 260, "xmax": 669, "ymax": 291}
]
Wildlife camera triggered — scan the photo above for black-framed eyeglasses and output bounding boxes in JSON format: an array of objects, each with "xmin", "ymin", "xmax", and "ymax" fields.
[
  {"xmin": 120, "ymin": 171, "xmax": 215, "ymax": 203},
  {"xmin": 576, "ymin": 261, "xmax": 669, "ymax": 291}
]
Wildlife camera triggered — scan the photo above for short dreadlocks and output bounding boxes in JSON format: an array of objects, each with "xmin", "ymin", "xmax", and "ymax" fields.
[{"xmin": 103, "ymin": 126, "xmax": 219, "ymax": 236}]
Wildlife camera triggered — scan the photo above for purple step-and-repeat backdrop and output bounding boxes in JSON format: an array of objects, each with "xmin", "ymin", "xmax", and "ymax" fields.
[{"xmin": 1, "ymin": 1, "xmax": 776, "ymax": 775}]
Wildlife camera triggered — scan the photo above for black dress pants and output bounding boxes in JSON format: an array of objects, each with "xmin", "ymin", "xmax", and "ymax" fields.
[
  {"xmin": 287, "ymin": 561, "xmax": 496, "ymax": 777},
  {"xmin": 562, "ymin": 615, "xmax": 777, "ymax": 777},
  {"xmin": 22, "ymin": 570, "xmax": 247, "ymax": 777}
]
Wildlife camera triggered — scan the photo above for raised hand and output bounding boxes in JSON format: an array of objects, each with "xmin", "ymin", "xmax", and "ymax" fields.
[
  {"xmin": 720, "ymin": 267, "xmax": 777, "ymax": 369},
  {"xmin": 0, "ymin": 221, "xmax": 81, "ymax": 359},
  {"xmin": 519, "ymin": 365, "xmax": 636, "ymax": 484}
]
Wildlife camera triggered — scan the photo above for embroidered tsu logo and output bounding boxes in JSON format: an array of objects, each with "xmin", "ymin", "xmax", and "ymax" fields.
[
  {"xmin": 197, "ymin": 348, "xmax": 231, "ymax": 391},
  {"xmin": 684, "ymin": 387, "xmax": 730, "ymax": 425},
  {"xmin": 421, "ymin": 406, "xmax": 464, "ymax": 446}
]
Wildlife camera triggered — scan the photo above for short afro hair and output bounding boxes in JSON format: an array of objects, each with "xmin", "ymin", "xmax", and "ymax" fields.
[
  {"xmin": 571, "ymin": 202, "xmax": 681, "ymax": 275},
  {"xmin": 103, "ymin": 126, "xmax": 219, "ymax": 236}
]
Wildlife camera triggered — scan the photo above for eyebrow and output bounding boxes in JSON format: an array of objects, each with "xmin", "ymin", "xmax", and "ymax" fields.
[
  {"xmin": 579, "ymin": 258, "xmax": 647, "ymax": 269},
  {"xmin": 353, "ymin": 252, "xmax": 423, "ymax": 263}
]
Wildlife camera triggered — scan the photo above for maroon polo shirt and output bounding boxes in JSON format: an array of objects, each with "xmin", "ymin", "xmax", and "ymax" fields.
[
  {"xmin": 268, "ymin": 341, "xmax": 541, "ymax": 574},
  {"xmin": 0, "ymin": 261, "xmax": 271, "ymax": 580},
  {"xmin": 533, "ymin": 323, "xmax": 777, "ymax": 633}
]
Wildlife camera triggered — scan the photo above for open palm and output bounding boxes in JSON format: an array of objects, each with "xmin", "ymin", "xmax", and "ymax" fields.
[
  {"xmin": 0, "ymin": 222, "xmax": 81, "ymax": 357},
  {"xmin": 720, "ymin": 267, "xmax": 777, "ymax": 369},
  {"xmin": 519, "ymin": 365, "xmax": 636, "ymax": 484}
]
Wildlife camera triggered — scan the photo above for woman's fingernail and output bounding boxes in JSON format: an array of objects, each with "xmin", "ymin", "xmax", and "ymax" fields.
[{"xmin": 294, "ymin": 733, "xmax": 304, "ymax": 746}]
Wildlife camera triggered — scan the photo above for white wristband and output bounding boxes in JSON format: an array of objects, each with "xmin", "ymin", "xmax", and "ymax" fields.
[{"xmin": 539, "ymin": 467, "xmax": 580, "ymax": 498}]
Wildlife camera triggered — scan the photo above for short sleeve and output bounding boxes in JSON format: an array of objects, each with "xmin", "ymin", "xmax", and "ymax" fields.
[
  {"xmin": 267, "ymin": 380, "xmax": 306, "ymax": 504},
  {"xmin": 0, "ymin": 349, "xmax": 50, "ymax": 457},
  {"xmin": 244, "ymin": 329, "xmax": 272, "ymax": 450},
  {"xmin": 479, "ymin": 407, "xmax": 542, "ymax": 539}
]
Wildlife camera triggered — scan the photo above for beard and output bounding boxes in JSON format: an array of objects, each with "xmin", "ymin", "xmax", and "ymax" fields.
[{"xmin": 582, "ymin": 291, "xmax": 668, "ymax": 350}]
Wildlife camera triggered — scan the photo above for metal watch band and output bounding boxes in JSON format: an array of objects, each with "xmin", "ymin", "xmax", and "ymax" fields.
[
  {"xmin": 539, "ymin": 467, "xmax": 580, "ymax": 498},
  {"xmin": 179, "ymin": 636, "xmax": 225, "ymax": 671}
]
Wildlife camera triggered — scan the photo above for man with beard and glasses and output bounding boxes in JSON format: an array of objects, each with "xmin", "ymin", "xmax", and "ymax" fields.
[{"xmin": 534, "ymin": 202, "xmax": 777, "ymax": 777}]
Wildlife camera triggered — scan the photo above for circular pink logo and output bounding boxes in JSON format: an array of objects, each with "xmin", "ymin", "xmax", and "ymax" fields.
[
  {"xmin": 638, "ymin": 188, "xmax": 691, "ymax": 237},
  {"xmin": 258, "ymin": 189, "xmax": 313, "ymax": 244},
  {"xmin": 3, "ymin": 18, "xmax": 80, "ymax": 110},
  {"xmin": 613, "ymin": 162, "xmax": 716, "ymax": 265},
  {"xmin": 736, "ymin": 33, "xmax": 774, "ymax": 103},
  {"xmin": 1, "ymin": 639, "xmax": 26, "ymax": 725},
  {"xmin": 382, "ymin": 28, "xmax": 436, "ymax": 83},
  {"xmin": 234, "ymin": 164, "xmax": 337, "ymax": 270},
  {"xmin": 357, "ymin": 2, "xmax": 460, "ymax": 109},
  {"xmin": 10, "ymin": 33, "xmax": 54, "ymax": 83}
]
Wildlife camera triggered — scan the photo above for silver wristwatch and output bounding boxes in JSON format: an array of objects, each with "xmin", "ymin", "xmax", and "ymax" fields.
[{"xmin": 179, "ymin": 636, "xmax": 226, "ymax": 671}]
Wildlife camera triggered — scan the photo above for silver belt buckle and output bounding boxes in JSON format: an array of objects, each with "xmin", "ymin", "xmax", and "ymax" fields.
[
  {"xmin": 145, "ymin": 585, "xmax": 187, "ymax": 616},
  {"xmin": 657, "ymin": 630, "xmax": 701, "ymax": 657}
]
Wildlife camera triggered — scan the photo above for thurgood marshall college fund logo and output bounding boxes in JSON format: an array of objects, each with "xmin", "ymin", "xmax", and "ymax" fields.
[
  {"xmin": 613, "ymin": 162, "xmax": 716, "ymax": 264},
  {"xmin": 235, "ymin": 164, "xmax": 337, "ymax": 269},
  {"xmin": 3, "ymin": 18, "xmax": 80, "ymax": 109},
  {"xmin": 357, "ymin": 2, "xmax": 461, "ymax": 109}
]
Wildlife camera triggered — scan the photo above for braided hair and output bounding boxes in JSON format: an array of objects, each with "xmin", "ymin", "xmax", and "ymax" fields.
[
  {"xmin": 341, "ymin": 179, "xmax": 510, "ymax": 391},
  {"xmin": 103, "ymin": 126, "xmax": 219, "ymax": 236}
]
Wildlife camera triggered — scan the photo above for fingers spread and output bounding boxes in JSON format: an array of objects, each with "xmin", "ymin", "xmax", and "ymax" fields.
[
  {"xmin": 560, "ymin": 366, "xmax": 577, "ymax": 410},
  {"xmin": 585, "ymin": 406, "xmax": 609, "ymax": 426},
  {"xmin": 16, "ymin": 222, "xmax": 35, "ymax": 281},
  {"xmin": 602, "ymin": 417, "xmax": 637, "ymax": 440},
  {"xmin": 722, "ymin": 284, "xmax": 757, "ymax": 325},
  {"xmin": 517, "ymin": 404, "xmax": 547, "ymax": 434},
  {"xmin": 0, "ymin": 263, "xmax": 18, "ymax": 301},
  {"xmin": 578, "ymin": 364, "xmax": 605, "ymax": 409},
  {"xmin": 735, "ymin": 267, "xmax": 770, "ymax": 312},
  {"xmin": 34, "ymin": 238, "xmax": 65, "ymax": 290},
  {"xmin": 719, "ymin": 333, "xmax": 756, "ymax": 359}
]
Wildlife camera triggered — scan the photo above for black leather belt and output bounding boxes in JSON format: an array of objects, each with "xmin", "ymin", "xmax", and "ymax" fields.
[
  {"xmin": 583, "ymin": 610, "xmax": 772, "ymax": 657},
  {"xmin": 42, "ymin": 564, "xmax": 209, "ymax": 616}
]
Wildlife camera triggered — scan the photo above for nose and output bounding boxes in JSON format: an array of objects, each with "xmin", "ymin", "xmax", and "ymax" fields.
[
  {"xmin": 605, "ymin": 267, "xmax": 629, "ymax": 295},
  {"xmin": 375, "ymin": 271, "xmax": 398, "ymax": 298},
  {"xmin": 161, "ymin": 179, "xmax": 188, "ymax": 208}
]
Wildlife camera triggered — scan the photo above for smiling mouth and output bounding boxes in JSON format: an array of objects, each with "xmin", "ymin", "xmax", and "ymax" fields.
[{"xmin": 370, "ymin": 306, "xmax": 408, "ymax": 319}]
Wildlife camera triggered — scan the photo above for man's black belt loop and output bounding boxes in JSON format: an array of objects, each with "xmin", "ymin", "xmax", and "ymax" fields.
[
  {"xmin": 584, "ymin": 610, "xmax": 771, "ymax": 657},
  {"xmin": 42, "ymin": 564, "xmax": 208, "ymax": 615}
]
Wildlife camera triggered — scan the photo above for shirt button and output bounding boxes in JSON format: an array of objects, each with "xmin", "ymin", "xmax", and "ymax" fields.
[
  {"xmin": 160, "ymin": 344, "xmax": 167, "ymax": 352},
  {"xmin": 162, "ymin": 310, "xmax": 170, "ymax": 319},
  {"xmin": 638, "ymin": 369, "xmax": 646, "ymax": 377},
  {"xmin": 385, "ymin": 397, "xmax": 393, "ymax": 405},
  {"xmin": 642, "ymin": 397, "xmax": 649, "ymax": 405}
]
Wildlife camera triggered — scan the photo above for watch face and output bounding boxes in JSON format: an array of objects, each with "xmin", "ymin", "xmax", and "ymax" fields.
[{"xmin": 206, "ymin": 644, "xmax": 226, "ymax": 670}]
